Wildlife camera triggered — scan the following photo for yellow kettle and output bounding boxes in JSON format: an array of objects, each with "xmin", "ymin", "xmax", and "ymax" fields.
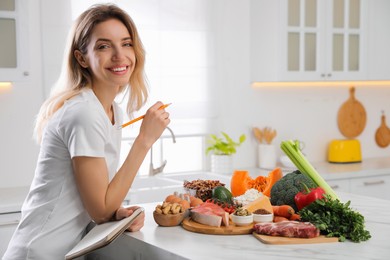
[{"xmin": 328, "ymin": 139, "xmax": 362, "ymax": 163}]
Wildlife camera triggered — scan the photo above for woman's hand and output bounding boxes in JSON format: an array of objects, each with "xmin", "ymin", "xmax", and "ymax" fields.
[
  {"xmin": 115, "ymin": 206, "xmax": 145, "ymax": 232},
  {"xmin": 138, "ymin": 101, "xmax": 170, "ymax": 148}
]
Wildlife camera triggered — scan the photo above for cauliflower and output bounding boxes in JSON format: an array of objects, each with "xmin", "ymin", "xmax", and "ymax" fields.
[{"xmin": 270, "ymin": 170, "xmax": 317, "ymax": 211}]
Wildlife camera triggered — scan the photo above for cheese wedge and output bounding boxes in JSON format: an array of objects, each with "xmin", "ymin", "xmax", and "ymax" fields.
[{"xmin": 243, "ymin": 195, "xmax": 273, "ymax": 214}]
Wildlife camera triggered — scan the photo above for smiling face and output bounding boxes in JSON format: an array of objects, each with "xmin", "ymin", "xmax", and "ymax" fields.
[{"xmin": 75, "ymin": 18, "xmax": 135, "ymax": 92}]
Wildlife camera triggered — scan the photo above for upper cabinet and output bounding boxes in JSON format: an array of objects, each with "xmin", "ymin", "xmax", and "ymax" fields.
[
  {"xmin": 250, "ymin": 0, "xmax": 390, "ymax": 82},
  {"xmin": 280, "ymin": 0, "xmax": 366, "ymax": 81},
  {"xmin": 0, "ymin": 0, "xmax": 29, "ymax": 81}
]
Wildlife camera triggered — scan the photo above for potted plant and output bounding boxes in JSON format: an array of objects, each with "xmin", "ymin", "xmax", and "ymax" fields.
[{"xmin": 206, "ymin": 132, "xmax": 246, "ymax": 174}]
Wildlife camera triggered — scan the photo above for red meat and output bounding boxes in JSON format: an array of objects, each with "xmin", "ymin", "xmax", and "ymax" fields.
[{"xmin": 253, "ymin": 221, "xmax": 320, "ymax": 238}]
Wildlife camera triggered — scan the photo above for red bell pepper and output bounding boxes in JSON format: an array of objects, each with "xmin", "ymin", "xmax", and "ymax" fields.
[{"xmin": 294, "ymin": 183, "xmax": 325, "ymax": 211}]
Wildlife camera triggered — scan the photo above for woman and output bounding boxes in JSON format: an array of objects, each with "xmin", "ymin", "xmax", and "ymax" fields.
[{"xmin": 3, "ymin": 4, "xmax": 169, "ymax": 259}]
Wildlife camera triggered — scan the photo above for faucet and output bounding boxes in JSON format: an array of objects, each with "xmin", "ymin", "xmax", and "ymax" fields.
[{"xmin": 149, "ymin": 126, "xmax": 176, "ymax": 176}]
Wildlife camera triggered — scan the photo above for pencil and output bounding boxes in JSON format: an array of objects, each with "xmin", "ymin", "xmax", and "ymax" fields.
[{"xmin": 120, "ymin": 103, "xmax": 171, "ymax": 129}]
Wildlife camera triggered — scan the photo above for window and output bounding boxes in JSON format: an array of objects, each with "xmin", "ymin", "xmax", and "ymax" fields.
[{"xmin": 71, "ymin": 0, "xmax": 218, "ymax": 175}]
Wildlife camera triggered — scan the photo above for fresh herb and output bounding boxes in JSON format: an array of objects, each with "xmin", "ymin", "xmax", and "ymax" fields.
[
  {"xmin": 281, "ymin": 140, "xmax": 339, "ymax": 200},
  {"xmin": 299, "ymin": 195, "xmax": 371, "ymax": 242}
]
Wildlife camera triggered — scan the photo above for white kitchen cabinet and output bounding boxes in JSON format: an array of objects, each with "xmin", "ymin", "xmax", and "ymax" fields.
[
  {"xmin": 0, "ymin": 212, "xmax": 20, "ymax": 256},
  {"xmin": 366, "ymin": 0, "xmax": 390, "ymax": 80},
  {"xmin": 350, "ymin": 175, "xmax": 390, "ymax": 200},
  {"xmin": 279, "ymin": 0, "xmax": 367, "ymax": 81},
  {"xmin": 326, "ymin": 179, "xmax": 350, "ymax": 193},
  {"xmin": 249, "ymin": 0, "xmax": 390, "ymax": 82},
  {"xmin": 324, "ymin": 174, "xmax": 390, "ymax": 200},
  {"xmin": 0, "ymin": 0, "xmax": 29, "ymax": 81}
]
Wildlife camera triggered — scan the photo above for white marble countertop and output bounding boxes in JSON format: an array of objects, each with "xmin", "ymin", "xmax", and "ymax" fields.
[
  {"xmin": 314, "ymin": 157, "xmax": 390, "ymax": 180},
  {"xmin": 251, "ymin": 156, "xmax": 390, "ymax": 180},
  {"xmin": 92, "ymin": 191, "xmax": 390, "ymax": 260},
  {"xmin": 1, "ymin": 157, "xmax": 389, "ymax": 214}
]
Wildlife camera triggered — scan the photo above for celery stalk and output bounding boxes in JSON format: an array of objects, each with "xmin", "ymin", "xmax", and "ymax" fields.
[{"xmin": 281, "ymin": 140, "xmax": 339, "ymax": 200}]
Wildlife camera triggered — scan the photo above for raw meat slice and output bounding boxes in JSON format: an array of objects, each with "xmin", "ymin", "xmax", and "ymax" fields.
[
  {"xmin": 191, "ymin": 211, "xmax": 222, "ymax": 227},
  {"xmin": 190, "ymin": 202, "xmax": 230, "ymax": 227},
  {"xmin": 253, "ymin": 221, "xmax": 320, "ymax": 238}
]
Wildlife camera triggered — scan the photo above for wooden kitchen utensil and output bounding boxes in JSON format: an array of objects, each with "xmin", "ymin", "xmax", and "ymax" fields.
[
  {"xmin": 375, "ymin": 111, "xmax": 390, "ymax": 148},
  {"xmin": 337, "ymin": 87, "xmax": 367, "ymax": 139},
  {"xmin": 253, "ymin": 127, "xmax": 263, "ymax": 144},
  {"xmin": 263, "ymin": 127, "xmax": 277, "ymax": 144}
]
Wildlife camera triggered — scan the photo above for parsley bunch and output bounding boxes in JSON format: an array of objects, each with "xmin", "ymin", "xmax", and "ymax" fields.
[{"xmin": 299, "ymin": 195, "xmax": 371, "ymax": 242}]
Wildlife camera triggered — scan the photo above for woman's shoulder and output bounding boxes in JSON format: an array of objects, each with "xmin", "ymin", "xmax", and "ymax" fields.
[{"xmin": 59, "ymin": 89, "xmax": 105, "ymax": 126}]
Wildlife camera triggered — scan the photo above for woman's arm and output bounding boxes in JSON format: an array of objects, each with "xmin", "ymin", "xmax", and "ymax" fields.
[{"xmin": 72, "ymin": 102, "xmax": 170, "ymax": 224}]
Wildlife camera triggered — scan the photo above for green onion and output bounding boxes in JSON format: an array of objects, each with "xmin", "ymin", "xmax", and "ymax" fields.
[{"xmin": 281, "ymin": 140, "xmax": 339, "ymax": 200}]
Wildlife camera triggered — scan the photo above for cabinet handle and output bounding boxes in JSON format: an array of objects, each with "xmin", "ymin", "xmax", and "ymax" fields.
[
  {"xmin": 363, "ymin": 180, "xmax": 385, "ymax": 186},
  {"xmin": 0, "ymin": 220, "xmax": 19, "ymax": 226},
  {"xmin": 321, "ymin": 73, "xmax": 325, "ymax": 77},
  {"xmin": 327, "ymin": 73, "xmax": 332, "ymax": 77},
  {"xmin": 330, "ymin": 185, "xmax": 339, "ymax": 189}
]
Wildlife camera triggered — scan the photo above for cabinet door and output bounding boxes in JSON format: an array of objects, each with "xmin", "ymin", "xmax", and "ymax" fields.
[
  {"xmin": 0, "ymin": 212, "xmax": 20, "ymax": 256},
  {"xmin": 0, "ymin": 0, "xmax": 29, "ymax": 81},
  {"xmin": 326, "ymin": 179, "xmax": 350, "ymax": 192},
  {"xmin": 280, "ymin": 0, "xmax": 366, "ymax": 81},
  {"xmin": 366, "ymin": 0, "xmax": 390, "ymax": 80},
  {"xmin": 350, "ymin": 175, "xmax": 390, "ymax": 200},
  {"xmin": 325, "ymin": 0, "xmax": 367, "ymax": 80}
]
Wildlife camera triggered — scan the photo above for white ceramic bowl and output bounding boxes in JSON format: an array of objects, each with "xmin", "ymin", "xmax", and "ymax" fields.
[
  {"xmin": 253, "ymin": 213, "xmax": 274, "ymax": 223},
  {"xmin": 231, "ymin": 214, "xmax": 253, "ymax": 226}
]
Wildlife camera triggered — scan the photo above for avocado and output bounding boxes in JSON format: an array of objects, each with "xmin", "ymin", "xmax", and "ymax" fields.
[{"xmin": 212, "ymin": 186, "xmax": 233, "ymax": 204}]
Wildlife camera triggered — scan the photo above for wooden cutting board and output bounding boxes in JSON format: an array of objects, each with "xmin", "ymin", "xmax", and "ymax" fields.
[
  {"xmin": 181, "ymin": 217, "xmax": 253, "ymax": 235},
  {"xmin": 337, "ymin": 87, "xmax": 367, "ymax": 139},
  {"xmin": 253, "ymin": 232, "xmax": 339, "ymax": 245},
  {"xmin": 375, "ymin": 111, "xmax": 390, "ymax": 148}
]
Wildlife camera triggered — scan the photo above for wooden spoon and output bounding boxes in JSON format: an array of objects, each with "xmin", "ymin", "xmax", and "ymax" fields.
[
  {"xmin": 375, "ymin": 111, "xmax": 390, "ymax": 148},
  {"xmin": 337, "ymin": 87, "xmax": 367, "ymax": 139},
  {"xmin": 253, "ymin": 127, "xmax": 263, "ymax": 144},
  {"xmin": 263, "ymin": 127, "xmax": 277, "ymax": 144}
]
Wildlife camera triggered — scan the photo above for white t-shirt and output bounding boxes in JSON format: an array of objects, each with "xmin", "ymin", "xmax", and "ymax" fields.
[{"xmin": 3, "ymin": 89, "xmax": 123, "ymax": 260}]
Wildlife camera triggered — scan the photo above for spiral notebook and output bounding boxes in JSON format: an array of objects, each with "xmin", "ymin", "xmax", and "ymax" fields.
[{"xmin": 65, "ymin": 207, "xmax": 144, "ymax": 260}]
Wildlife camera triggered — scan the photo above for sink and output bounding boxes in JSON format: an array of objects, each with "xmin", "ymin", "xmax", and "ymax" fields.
[
  {"xmin": 163, "ymin": 172, "xmax": 231, "ymax": 187},
  {"xmin": 125, "ymin": 186, "xmax": 182, "ymax": 205},
  {"xmin": 131, "ymin": 176, "xmax": 181, "ymax": 190},
  {"xmin": 125, "ymin": 172, "xmax": 232, "ymax": 204}
]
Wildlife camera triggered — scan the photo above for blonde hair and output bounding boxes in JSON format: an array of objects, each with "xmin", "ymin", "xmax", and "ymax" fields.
[{"xmin": 34, "ymin": 4, "xmax": 148, "ymax": 143}]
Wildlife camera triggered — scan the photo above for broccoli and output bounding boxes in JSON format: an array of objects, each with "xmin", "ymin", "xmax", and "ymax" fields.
[{"xmin": 270, "ymin": 170, "xmax": 317, "ymax": 211}]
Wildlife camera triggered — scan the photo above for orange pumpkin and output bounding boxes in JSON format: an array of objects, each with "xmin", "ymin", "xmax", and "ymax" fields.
[{"xmin": 230, "ymin": 168, "xmax": 283, "ymax": 197}]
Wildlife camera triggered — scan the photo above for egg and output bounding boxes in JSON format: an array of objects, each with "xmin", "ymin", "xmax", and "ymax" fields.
[
  {"xmin": 165, "ymin": 194, "xmax": 178, "ymax": 203},
  {"xmin": 179, "ymin": 200, "xmax": 190, "ymax": 211},
  {"xmin": 190, "ymin": 197, "xmax": 203, "ymax": 207}
]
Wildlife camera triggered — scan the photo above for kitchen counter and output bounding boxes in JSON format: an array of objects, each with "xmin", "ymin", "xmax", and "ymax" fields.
[
  {"xmin": 91, "ymin": 191, "xmax": 390, "ymax": 260},
  {"xmin": 313, "ymin": 157, "xmax": 390, "ymax": 180},
  {"xmin": 1, "ymin": 157, "xmax": 390, "ymax": 214},
  {"xmin": 254, "ymin": 157, "xmax": 390, "ymax": 179},
  {"xmin": 0, "ymin": 186, "xmax": 29, "ymax": 214}
]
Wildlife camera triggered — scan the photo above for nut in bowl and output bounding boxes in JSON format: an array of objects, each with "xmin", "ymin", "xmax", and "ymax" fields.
[
  {"xmin": 253, "ymin": 210, "xmax": 274, "ymax": 223},
  {"xmin": 153, "ymin": 210, "xmax": 187, "ymax": 227},
  {"xmin": 231, "ymin": 207, "xmax": 253, "ymax": 226},
  {"xmin": 153, "ymin": 201, "xmax": 188, "ymax": 227}
]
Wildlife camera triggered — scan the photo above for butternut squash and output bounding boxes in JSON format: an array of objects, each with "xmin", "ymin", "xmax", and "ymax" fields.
[{"xmin": 230, "ymin": 168, "xmax": 283, "ymax": 197}]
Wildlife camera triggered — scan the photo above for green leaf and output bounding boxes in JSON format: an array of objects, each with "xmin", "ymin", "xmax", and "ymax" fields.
[{"xmin": 205, "ymin": 132, "xmax": 246, "ymax": 156}]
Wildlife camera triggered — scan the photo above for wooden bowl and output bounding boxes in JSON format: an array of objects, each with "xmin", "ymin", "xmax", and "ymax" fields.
[{"xmin": 153, "ymin": 210, "xmax": 187, "ymax": 227}]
